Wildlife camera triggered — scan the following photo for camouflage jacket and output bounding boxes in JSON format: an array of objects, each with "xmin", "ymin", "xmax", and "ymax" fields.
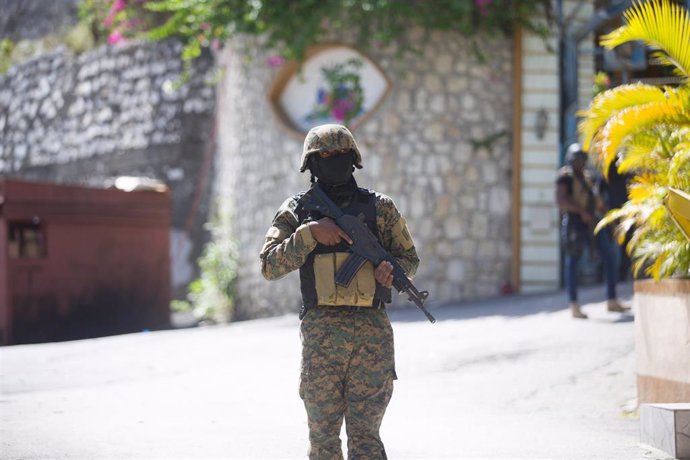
[{"xmin": 260, "ymin": 191, "xmax": 419, "ymax": 281}]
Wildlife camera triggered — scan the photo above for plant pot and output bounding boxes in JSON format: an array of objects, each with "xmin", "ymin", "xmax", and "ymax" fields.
[{"xmin": 634, "ymin": 279, "xmax": 690, "ymax": 403}]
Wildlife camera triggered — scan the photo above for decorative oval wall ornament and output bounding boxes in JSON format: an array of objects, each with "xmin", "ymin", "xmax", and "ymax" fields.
[{"xmin": 268, "ymin": 44, "xmax": 391, "ymax": 139}]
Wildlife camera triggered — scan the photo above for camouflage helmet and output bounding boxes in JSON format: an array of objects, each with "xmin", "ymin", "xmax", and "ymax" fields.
[{"xmin": 300, "ymin": 124, "xmax": 363, "ymax": 173}]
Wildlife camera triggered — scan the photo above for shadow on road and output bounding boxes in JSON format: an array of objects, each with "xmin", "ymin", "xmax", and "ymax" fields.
[{"xmin": 389, "ymin": 281, "xmax": 634, "ymax": 324}]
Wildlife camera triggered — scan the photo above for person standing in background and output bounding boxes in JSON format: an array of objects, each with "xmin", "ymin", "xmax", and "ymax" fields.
[
  {"xmin": 597, "ymin": 162, "xmax": 633, "ymax": 281},
  {"xmin": 555, "ymin": 143, "xmax": 628, "ymax": 319}
]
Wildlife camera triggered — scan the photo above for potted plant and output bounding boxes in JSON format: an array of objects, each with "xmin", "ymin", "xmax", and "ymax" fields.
[{"xmin": 578, "ymin": 0, "xmax": 690, "ymax": 403}]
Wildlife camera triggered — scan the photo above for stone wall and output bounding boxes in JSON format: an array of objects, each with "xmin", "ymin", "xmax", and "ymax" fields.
[
  {"xmin": 217, "ymin": 31, "xmax": 514, "ymax": 319},
  {"xmin": 0, "ymin": 40, "xmax": 216, "ymax": 296},
  {"xmin": 0, "ymin": 0, "xmax": 79, "ymax": 41}
]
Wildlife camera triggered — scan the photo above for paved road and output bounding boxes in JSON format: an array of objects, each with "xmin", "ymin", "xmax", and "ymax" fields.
[{"xmin": 0, "ymin": 282, "xmax": 671, "ymax": 459}]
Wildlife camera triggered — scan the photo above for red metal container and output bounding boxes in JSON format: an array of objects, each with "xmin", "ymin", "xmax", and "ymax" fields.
[{"xmin": 0, "ymin": 179, "xmax": 171, "ymax": 345}]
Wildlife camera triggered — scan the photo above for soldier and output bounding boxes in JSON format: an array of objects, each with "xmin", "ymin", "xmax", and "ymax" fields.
[
  {"xmin": 260, "ymin": 124, "xmax": 419, "ymax": 459},
  {"xmin": 555, "ymin": 143, "xmax": 628, "ymax": 318}
]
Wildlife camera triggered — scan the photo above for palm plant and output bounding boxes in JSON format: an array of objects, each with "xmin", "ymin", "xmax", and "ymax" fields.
[{"xmin": 578, "ymin": 0, "xmax": 690, "ymax": 280}]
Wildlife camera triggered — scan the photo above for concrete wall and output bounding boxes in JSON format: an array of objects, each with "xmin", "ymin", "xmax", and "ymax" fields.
[
  {"xmin": 0, "ymin": 41, "xmax": 216, "ymax": 297},
  {"xmin": 634, "ymin": 280, "xmax": 690, "ymax": 404},
  {"xmin": 217, "ymin": 31, "xmax": 514, "ymax": 319}
]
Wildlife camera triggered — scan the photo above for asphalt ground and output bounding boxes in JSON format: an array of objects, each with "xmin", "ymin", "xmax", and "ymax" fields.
[{"xmin": 1, "ymin": 281, "xmax": 673, "ymax": 459}]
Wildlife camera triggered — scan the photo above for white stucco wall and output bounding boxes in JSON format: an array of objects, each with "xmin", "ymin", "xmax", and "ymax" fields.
[{"xmin": 518, "ymin": 0, "xmax": 595, "ymax": 293}]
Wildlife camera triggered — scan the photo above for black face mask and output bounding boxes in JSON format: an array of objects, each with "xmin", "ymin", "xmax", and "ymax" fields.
[{"xmin": 311, "ymin": 154, "xmax": 354, "ymax": 186}]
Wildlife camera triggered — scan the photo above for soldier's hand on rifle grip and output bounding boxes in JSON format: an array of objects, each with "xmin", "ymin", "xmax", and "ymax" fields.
[
  {"xmin": 308, "ymin": 218, "xmax": 353, "ymax": 246},
  {"xmin": 375, "ymin": 261, "xmax": 394, "ymax": 288}
]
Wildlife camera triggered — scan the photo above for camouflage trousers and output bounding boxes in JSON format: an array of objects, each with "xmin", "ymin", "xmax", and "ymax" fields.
[{"xmin": 299, "ymin": 307, "xmax": 396, "ymax": 460}]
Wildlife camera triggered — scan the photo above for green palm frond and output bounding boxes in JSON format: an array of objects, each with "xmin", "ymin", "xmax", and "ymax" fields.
[
  {"xmin": 627, "ymin": 224, "xmax": 648, "ymax": 257},
  {"xmin": 649, "ymin": 51, "xmax": 688, "ymax": 79},
  {"xmin": 578, "ymin": 83, "xmax": 667, "ymax": 151},
  {"xmin": 594, "ymin": 89, "xmax": 689, "ymax": 173},
  {"xmin": 648, "ymin": 205, "xmax": 669, "ymax": 228},
  {"xmin": 601, "ymin": 0, "xmax": 690, "ymax": 80},
  {"xmin": 617, "ymin": 129, "xmax": 663, "ymax": 173},
  {"xmin": 633, "ymin": 231, "xmax": 690, "ymax": 279},
  {"xmin": 668, "ymin": 147, "xmax": 690, "ymax": 190},
  {"xmin": 632, "ymin": 228, "xmax": 658, "ymax": 276},
  {"xmin": 578, "ymin": 0, "xmax": 690, "ymax": 281},
  {"xmin": 615, "ymin": 217, "xmax": 637, "ymax": 244},
  {"xmin": 628, "ymin": 179, "xmax": 666, "ymax": 204},
  {"xmin": 594, "ymin": 207, "xmax": 629, "ymax": 235}
]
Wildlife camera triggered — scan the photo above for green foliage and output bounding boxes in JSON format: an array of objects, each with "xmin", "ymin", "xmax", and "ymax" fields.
[
  {"xmin": 63, "ymin": 22, "xmax": 97, "ymax": 54},
  {"xmin": 592, "ymin": 71, "xmax": 611, "ymax": 97},
  {"xmin": 189, "ymin": 237, "xmax": 238, "ymax": 322},
  {"xmin": 0, "ymin": 12, "xmax": 98, "ymax": 74},
  {"xmin": 170, "ymin": 299, "xmax": 193, "ymax": 313},
  {"xmin": 469, "ymin": 129, "xmax": 508, "ymax": 154},
  {"xmin": 306, "ymin": 58, "xmax": 364, "ymax": 124},
  {"xmin": 0, "ymin": 39, "xmax": 15, "ymax": 74},
  {"xmin": 177, "ymin": 212, "xmax": 238, "ymax": 323},
  {"xmin": 601, "ymin": 0, "xmax": 690, "ymax": 81},
  {"xmin": 83, "ymin": 0, "xmax": 551, "ymax": 63},
  {"xmin": 582, "ymin": 0, "xmax": 690, "ymax": 280},
  {"xmin": 79, "ymin": 0, "xmax": 113, "ymax": 43}
]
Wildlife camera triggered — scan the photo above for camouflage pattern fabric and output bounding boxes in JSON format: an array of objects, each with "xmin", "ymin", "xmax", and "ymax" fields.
[
  {"xmin": 260, "ymin": 195, "xmax": 318, "ymax": 280},
  {"xmin": 260, "ymin": 192, "xmax": 419, "ymax": 280},
  {"xmin": 299, "ymin": 308, "xmax": 395, "ymax": 460},
  {"xmin": 260, "ymin": 187, "xmax": 420, "ymax": 459},
  {"xmin": 300, "ymin": 124, "xmax": 363, "ymax": 172}
]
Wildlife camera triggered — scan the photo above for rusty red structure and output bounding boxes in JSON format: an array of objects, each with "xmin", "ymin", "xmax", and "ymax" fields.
[{"xmin": 0, "ymin": 179, "xmax": 171, "ymax": 345}]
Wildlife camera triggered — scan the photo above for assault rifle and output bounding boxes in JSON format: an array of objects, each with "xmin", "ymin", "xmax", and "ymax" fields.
[{"xmin": 302, "ymin": 184, "xmax": 436, "ymax": 323}]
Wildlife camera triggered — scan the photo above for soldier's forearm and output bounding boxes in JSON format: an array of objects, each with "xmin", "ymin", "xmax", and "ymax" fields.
[
  {"xmin": 261, "ymin": 224, "xmax": 317, "ymax": 280},
  {"xmin": 393, "ymin": 248, "xmax": 419, "ymax": 278}
]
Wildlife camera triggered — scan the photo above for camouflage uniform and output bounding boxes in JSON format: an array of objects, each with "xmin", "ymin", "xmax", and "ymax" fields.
[{"xmin": 260, "ymin": 126, "xmax": 419, "ymax": 459}]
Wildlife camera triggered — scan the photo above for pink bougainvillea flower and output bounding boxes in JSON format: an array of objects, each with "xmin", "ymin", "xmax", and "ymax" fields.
[
  {"xmin": 107, "ymin": 31, "xmax": 125, "ymax": 45},
  {"xmin": 200, "ymin": 22, "xmax": 211, "ymax": 31},
  {"xmin": 266, "ymin": 55, "xmax": 286, "ymax": 68},
  {"xmin": 332, "ymin": 99, "xmax": 354, "ymax": 121},
  {"xmin": 104, "ymin": 0, "xmax": 127, "ymax": 27},
  {"xmin": 211, "ymin": 39, "xmax": 221, "ymax": 51},
  {"xmin": 332, "ymin": 106, "xmax": 346, "ymax": 121}
]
